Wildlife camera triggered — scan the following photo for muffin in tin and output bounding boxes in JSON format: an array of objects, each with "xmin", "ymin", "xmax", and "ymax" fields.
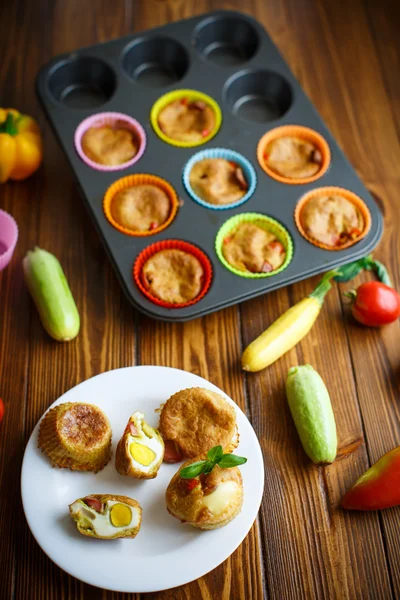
[
  {"xmin": 189, "ymin": 158, "xmax": 248, "ymax": 206},
  {"xmin": 158, "ymin": 97, "xmax": 216, "ymax": 144},
  {"xmin": 111, "ymin": 184, "xmax": 171, "ymax": 233},
  {"xmin": 82, "ymin": 124, "xmax": 138, "ymax": 167}
]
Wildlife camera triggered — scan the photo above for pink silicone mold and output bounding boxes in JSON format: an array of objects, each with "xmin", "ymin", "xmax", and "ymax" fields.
[
  {"xmin": 0, "ymin": 210, "xmax": 18, "ymax": 270},
  {"xmin": 74, "ymin": 111, "xmax": 146, "ymax": 172}
]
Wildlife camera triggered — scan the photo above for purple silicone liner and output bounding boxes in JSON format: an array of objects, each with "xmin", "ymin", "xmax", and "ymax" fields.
[
  {"xmin": 0, "ymin": 209, "xmax": 18, "ymax": 270},
  {"xmin": 74, "ymin": 111, "xmax": 146, "ymax": 172}
]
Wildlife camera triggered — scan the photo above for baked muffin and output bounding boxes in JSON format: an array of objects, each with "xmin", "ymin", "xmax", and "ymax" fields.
[
  {"xmin": 189, "ymin": 158, "xmax": 248, "ymax": 205},
  {"xmin": 115, "ymin": 411, "xmax": 164, "ymax": 479},
  {"xmin": 265, "ymin": 136, "xmax": 322, "ymax": 180},
  {"xmin": 111, "ymin": 184, "xmax": 171, "ymax": 233},
  {"xmin": 142, "ymin": 249, "xmax": 204, "ymax": 304},
  {"xmin": 166, "ymin": 462, "xmax": 243, "ymax": 530},
  {"xmin": 158, "ymin": 98, "xmax": 215, "ymax": 143},
  {"xmin": 81, "ymin": 124, "xmax": 138, "ymax": 166},
  {"xmin": 222, "ymin": 222, "xmax": 286, "ymax": 273},
  {"xmin": 159, "ymin": 387, "xmax": 239, "ymax": 463},
  {"xmin": 69, "ymin": 494, "xmax": 142, "ymax": 539},
  {"xmin": 300, "ymin": 193, "xmax": 364, "ymax": 247},
  {"xmin": 38, "ymin": 402, "xmax": 112, "ymax": 472}
]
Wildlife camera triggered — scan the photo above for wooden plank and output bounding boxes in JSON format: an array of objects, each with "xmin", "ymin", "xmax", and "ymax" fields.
[{"xmin": 240, "ymin": 0, "xmax": 395, "ymax": 597}]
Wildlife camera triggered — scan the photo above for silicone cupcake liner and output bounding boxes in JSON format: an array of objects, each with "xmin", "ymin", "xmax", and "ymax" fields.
[
  {"xmin": 257, "ymin": 125, "xmax": 331, "ymax": 185},
  {"xmin": 150, "ymin": 89, "xmax": 222, "ymax": 148},
  {"xmin": 103, "ymin": 174, "xmax": 179, "ymax": 237},
  {"xmin": 215, "ymin": 213, "xmax": 293, "ymax": 279},
  {"xmin": 0, "ymin": 210, "xmax": 18, "ymax": 270},
  {"xmin": 74, "ymin": 112, "xmax": 146, "ymax": 172},
  {"xmin": 294, "ymin": 186, "xmax": 371, "ymax": 251},
  {"xmin": 182, "ymin": 148, "xmax": 257, "ymax": 211},
  {"xmin": 133, "ymin": 240, "xmax": 213, "ymax": 308}
]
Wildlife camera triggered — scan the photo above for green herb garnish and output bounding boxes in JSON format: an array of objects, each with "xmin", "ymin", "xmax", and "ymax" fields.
[{"xmin": 179, "ymin": 445, "xmax": 247, "ymax": 479}]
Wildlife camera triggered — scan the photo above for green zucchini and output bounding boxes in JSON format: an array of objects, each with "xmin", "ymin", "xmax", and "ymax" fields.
[
  {"xmin": 286, "ymin": 365, "xmax": 337, "ymax": 465},
  {"xmin": 23, "ymin": 247, "xmax": 80, "ymax": 341}
]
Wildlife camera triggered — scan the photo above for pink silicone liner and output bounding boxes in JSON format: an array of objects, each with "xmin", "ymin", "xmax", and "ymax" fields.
[
  {"xmin": 0, "ymin": 209, "xmax": 18, "ymax": 270},
  {"xmin": 74, "ymin": 111, "xmax": 146, "ymax": 172}
]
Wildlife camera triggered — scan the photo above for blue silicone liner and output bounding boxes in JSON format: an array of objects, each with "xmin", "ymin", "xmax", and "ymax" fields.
[{"xmin": 183, "ymin": 147, "xmax": 257, "ymax": 210}]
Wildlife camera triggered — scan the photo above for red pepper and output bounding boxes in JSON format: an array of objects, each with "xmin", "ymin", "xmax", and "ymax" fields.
[
  {"xmin": 201, "ymin": 129, "xmax": 210, "ymax": 138},
  {"xmin": 268, "ymin": 241, "xmax": 284, "ymax": 254},
  {"xmin": 149, "ymin": 222, "xmax": 158, "ymax": 230},
  {"xmin": 341, "ymin": 447, "xmax": 400, "ymax": 510},
  {"xmin": 185, "ymin": 478, "xmax": 200, "ymax": 491}
]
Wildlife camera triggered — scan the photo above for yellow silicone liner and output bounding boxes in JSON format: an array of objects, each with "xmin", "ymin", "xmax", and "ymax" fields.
[
  {"xmin": 150, "ymin": 89, "xmax": 222, "ymax": 148},
  {"xmin": 257, "ymin": 125, "xmax": 331, "ymax": 185},
  {"xmin": 295, "ymin": 186, "xmax": 372, "ymax": 251},
  {"xmin": 215, "ymin": 213, "xmax": 293, "ymax": 279},
  {"xmin": 103, "ymin": 174, "xmax": 179, "ymax": 237}
]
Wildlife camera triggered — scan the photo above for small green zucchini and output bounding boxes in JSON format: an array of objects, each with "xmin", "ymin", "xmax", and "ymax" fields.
[
  {"xmin": 285, "ymin": 365, "xmax": 337, "ymax": 465},
  {"xmin": 23, "ymin": 247, "xmax": 80, "ymax": 341}
]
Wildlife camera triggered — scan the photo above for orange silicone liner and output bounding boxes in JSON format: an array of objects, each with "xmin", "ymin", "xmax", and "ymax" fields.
[
  {"xmin": 133, "ymin": 240, "xmax": 213, "ymax": 309},
  {"xmin": 295, "ymin": 186, "xmax": 372, "ymax": 251},
  {"xmin": 103, "ymin": 174, "xmax": 179, "ymax": 237},
  {"xmin": 257, "ymin": 125, "xmax": 331, "ymax": 185}
]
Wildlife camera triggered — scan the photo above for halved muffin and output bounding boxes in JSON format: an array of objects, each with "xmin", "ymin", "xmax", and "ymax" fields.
[
  {"xmin": 142, "ymin": 249, "xmax": 204, "ymax": 304},
  {"xmin": 38, "ymin": 402, "xmax": 112, "ymax": 472},
  {"xmin": 222, "ymin": 222, "xmax": 286, "ymax": 274},
  {"xmin": 158, "ymin": 98, "xmax": 215, "ymax": 143},
  {"xmin": 166, "ymin": 462, "xmax": 243, "ymax": 529},
  {"xmin": 111, "ymin": 184, "xmax": 171, "ymax": 233},
  {"xmin": 81, "ymin": 124, "xmax": 138, "ymax": 166},
  {"xmin": 69, "ymin": 494, "xmax": 142, "ymax": 539},
  {"xmin": 115, "ymin": 411, "xmax": 164, "ymax": 479},
  {"xmin": 264, "ymin": 136, "xmax": 322, "ymax": 180},
  {"xmin": 189, "ymin": 158, "xmax": 248, "ymax": 205},
  {"xmin": 159, "ymin": 387, "xmax": 238, "ymax": 463}
]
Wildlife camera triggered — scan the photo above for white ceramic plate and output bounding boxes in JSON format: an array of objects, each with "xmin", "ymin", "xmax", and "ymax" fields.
[{"xmin": 21, "ymin": 366, "xmax": 264, "ymax": 593}]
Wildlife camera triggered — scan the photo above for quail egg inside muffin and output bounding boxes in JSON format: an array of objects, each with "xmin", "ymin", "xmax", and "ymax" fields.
[
  {"xmin": 115, "ymin": 411, "xmax": 164, "ymax": 479},
  {"xmin": 165, "ymin": 462, "xmax": 244, "ymax": 530},
  {"xmin": 69, "ymin": 494, "xmax": 142, "ymax": 539}
]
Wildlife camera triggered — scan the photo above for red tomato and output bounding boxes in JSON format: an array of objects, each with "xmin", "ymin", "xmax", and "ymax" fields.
[
  {"xmin": 0, "ymin": 398, "xmax": 3, "ymax": 423},
  {"xmin": 350, "ymin": 281, "xmax": 400, "ymax": 327}
]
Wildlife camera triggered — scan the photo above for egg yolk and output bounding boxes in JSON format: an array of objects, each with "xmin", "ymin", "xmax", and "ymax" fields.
[
  {"xmin": 110, "ymin": 503, "xmax": 132, "ymax": 527},
  {"xmin": 130, "ymin": 442, "xmax": 156, "ymax": 466}
]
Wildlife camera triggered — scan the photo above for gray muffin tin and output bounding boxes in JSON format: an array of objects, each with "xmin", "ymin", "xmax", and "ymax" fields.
[{"xmin": 36, "ymin": 10, "xmax": 383, "ymax": 322}]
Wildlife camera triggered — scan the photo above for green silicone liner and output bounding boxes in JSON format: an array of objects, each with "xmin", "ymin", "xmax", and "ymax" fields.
[{"xmin": 215, "ymin": 213, "xmax": 294, "ymax": 279}]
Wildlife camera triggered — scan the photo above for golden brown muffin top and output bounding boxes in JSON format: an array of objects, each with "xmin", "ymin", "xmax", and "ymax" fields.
[
  {"xmin": 58, "ymin": 403, "xmax": 111, "ymax": 450},
  {"xmin": 301, "ymin": 193, "xmax": 364, "ymax": 247},
  {"xmin": 166, "ymin": 462, "xmax": 243, "ymax": 526},
  {"xmin": 158, "ymin": 99, "xmax": 215, "ymax": 143},
  {"xmin": 265, "ymin": 136, "xmax": 322, "ymax": 179},
  {"xmin": 222, "ymin": 222, "xmax": 286, "ymax": 273},
  {"xmin": 189, "ymin": 158, "xmax": 248, "ymax": 205},
  {"xmin": 82, "ymin": 124, "xmax": 138, "ymax": 166},
  {"xmin": 159, "ymin": 387, "xmax": 237, "ymax": 458},
  {"xmin": 111, "ymin": 185, "xmax": 171, "ymax": 232},
  {"xmin": 142, "ymin": 249, "xmax": 204, "ymax": 304}
]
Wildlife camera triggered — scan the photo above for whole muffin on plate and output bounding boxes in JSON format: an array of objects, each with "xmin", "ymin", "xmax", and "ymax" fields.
[
  {"xmin": 38, "ymin": 402, "xmax": 112, "ymax": 472},
  {"xmin": 166, "ymin": 462, "xmax": 243, "ymax": 530},
  {"xmin": 159, "ymin": 387, "xmax": 238, "ymax": 463},
  {"xmin": 81, "ymin": 123, "xmax": 138, "ymax": 166},
  {"xmin": 111, "ymin": 184, "xmax": 171, "ymax": 233},
  {"xmin": 158, "ymin": 98, "xmax": 215, "ymax": 143},
  {"xmin": 189, "ymin": 158, "xmax": 248, "ymax": 206},
  {"xmin": 222, "ymin": 222, "xmax": 286, "ymax": 274},
  {"xmin": 141, "ymin": 249, "xmax": 204, "ymax": 304},
  {"xmin": 300, "ymin": 192, "xmax": 365, "ymax": 248}
]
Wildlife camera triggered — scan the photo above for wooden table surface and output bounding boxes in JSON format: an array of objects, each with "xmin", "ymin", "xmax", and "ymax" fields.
[{"xmin": 1, "ymin": 0, "xmax": 399, "ymax": 598}]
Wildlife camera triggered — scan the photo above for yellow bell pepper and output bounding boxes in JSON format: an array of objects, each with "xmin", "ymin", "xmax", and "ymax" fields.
[{"xmin": 0, "ymin": 108, "xmax": 43, "ymax": 183}]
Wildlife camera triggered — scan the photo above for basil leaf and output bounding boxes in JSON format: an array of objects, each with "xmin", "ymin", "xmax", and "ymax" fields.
[
  {"xmin": 179, "ymin": 460, "xmax": 206, "ymax": 479},
  {"xmin": 218, "ymin": 454, "xmax": 248, "ymax": 468},
  {"xmin": 372, "ymin": 259, "xmax": 392, "ymax": 287},
  {"xmin": 203, "ymin": 460, "xmax": 216, "ymax": 475},
  {"xmin": 207, "ymin": 445, "xmax": 223, "ymax": 463}
]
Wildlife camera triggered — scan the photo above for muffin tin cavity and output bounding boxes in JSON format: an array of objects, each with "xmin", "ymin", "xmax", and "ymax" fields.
[
  {"xmin": 183, "ymin": 148, "xmax": 257, "ymax": 210},
  {"xmin": 47, "ymin": 56, "xmax": 116, "ymax": 109},
  {"xmin": 215, "ymin": 213, "xmax": 293, "ymax": 279},
  {"xmin": 224, "ymin": 69, "xmax": 292, "ymax": 123},
  {"xmin": 122, "ymin": 36, "xmax": 189, "ymax": 87},
  {"xmin": 193, "ymin": 16, "xmax": 259, "ymax": 66}
]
